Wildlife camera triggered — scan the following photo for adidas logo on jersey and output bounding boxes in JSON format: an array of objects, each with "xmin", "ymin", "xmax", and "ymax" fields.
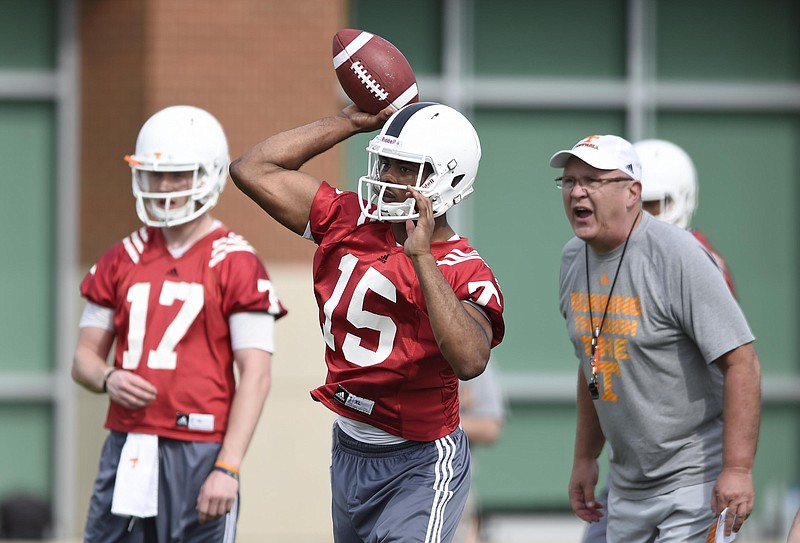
[
  {"xmin": 377, "ymin": 253, "xmax": 390, "ymax": 263},
  {"xmin": 333, "ymin": 385, "xmax": 375, "ymax": 415},
  {"xmin": 167, "ymin": 268, "xmax": 178, "ymax": 276},
  {"xmin": 334, "ymin": 386, "xmax": 349, "ymax": 404}
]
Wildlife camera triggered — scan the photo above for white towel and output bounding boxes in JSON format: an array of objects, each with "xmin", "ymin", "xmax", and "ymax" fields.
[
  {"xmin": 111, "ymin": 433, "xmax": 159, "ymax": 518},
  {"xmin": 709, "ymin": 507, "xmax": 737, "ymax": 543}
]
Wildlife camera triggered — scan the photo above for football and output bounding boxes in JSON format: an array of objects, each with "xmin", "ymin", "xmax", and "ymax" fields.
[{"xmin": 332, "ymin": 29, "xmax": 419, "ymax": 115}]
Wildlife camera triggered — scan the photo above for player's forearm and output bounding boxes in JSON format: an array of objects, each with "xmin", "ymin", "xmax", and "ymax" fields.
[
  {"xmin": 71, "ymin": 327, "xmax": 115, "ymax": 393},
  {"xmin": 72, "ymin": 347, "xmax": 112, "ymax": 392},
  {"xmin": 720, "ymin": 346, "xmax": 761, "ymax": 471},
  {"xmin": 412, "ymin": 254, "xmax": 491, "ymax": 380},
  {"xmin": 574, "ymin": 369, "xmax": 606, "ymax": 462},
  {"xmin": 215, "ymin": 353, "xmax": 272, "ymax": 469}
]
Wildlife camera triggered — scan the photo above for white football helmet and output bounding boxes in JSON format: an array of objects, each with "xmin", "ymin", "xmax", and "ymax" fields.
[
  {"xmin": 126, "ymin": 105, "xmax": 229, "ymax": 227},
  {"xmin": 634, "ymin": 139, "xmax": 697, "ymax": 229},
  {"xmin": 358, "ymin": 102, "xmax": 481, "ymax": 221}
]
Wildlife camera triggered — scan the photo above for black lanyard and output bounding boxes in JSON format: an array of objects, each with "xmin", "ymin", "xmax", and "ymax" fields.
[{"xmin": 584, "ymin": 211, "xmax": 641, "ymax": 400}]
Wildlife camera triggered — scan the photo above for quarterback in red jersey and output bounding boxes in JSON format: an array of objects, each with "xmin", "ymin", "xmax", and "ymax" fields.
[
  {"xmin": 231, "ymin": 101, "xmax": 504, "ymax": 542},
  {"xmin": 72, "ymin": 106, "xmax": 286, "ymax": 542}
]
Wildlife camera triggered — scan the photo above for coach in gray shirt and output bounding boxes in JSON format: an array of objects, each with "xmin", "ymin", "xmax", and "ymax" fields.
[{"xmin": 550, "ymin": 134, "xmax": 761, "ymax": 542}]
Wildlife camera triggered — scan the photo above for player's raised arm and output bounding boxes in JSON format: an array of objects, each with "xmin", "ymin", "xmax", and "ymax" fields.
[{"xmin": 230, "ymin": 106, "xmax": 391, "ymax": 235}]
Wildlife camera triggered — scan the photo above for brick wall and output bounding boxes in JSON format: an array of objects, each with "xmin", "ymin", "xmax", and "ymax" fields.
[{"xmin": 80, "ymin": 0, "xmax": 347, "ymax": 264}]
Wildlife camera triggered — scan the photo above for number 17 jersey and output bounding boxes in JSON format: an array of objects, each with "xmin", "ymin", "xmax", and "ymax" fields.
[{"xmin": 80, "ymin": 224, "xmax": 287, "ymax": 441}]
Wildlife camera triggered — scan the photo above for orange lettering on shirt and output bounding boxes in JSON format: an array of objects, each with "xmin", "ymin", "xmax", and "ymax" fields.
[
  {"xmin": 598, "ymin": 360, "xmax": 620, "ymax": 401},
  {"xmin": 613, "ymin": 338, "xmax": 629, "ymax": 359}
]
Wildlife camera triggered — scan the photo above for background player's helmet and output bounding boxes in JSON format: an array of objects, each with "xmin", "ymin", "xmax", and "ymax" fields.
[
  {"xmin": 126, "ymin": 105, "xmax": 229, "ymax": 227},
  {"xmin": 634, "ymin": 139, "xmax": 697, "ymax": 229},
  {"xmin": 359, "ymin": 102, "xmax": 481, "ymax": 221}
]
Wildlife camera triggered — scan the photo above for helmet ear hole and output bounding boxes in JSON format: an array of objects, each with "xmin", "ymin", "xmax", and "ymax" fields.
[{"xmin": 450, "ymin": 174, "xmax": 464, "ymax": 189}]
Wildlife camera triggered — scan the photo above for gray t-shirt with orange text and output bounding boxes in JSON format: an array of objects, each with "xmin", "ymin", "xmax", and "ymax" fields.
[{"xmin": 559, "ymin": 212, "xmax": 754, "ymax": 499}]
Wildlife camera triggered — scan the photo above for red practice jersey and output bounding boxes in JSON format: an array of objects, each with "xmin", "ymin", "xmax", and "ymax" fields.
[
  {"xmin": 81, "ymin": 225, "xmax": 287, "ymax": 442},
  {"xmin": 307, "ymin": 183, "xmax": 505, "ymax": 441},
  {"xmin": 691, "ymin": 229, "xmax": 736, "ymax": 296}
]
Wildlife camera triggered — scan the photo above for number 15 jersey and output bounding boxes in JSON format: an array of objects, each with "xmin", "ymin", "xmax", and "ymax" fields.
[{"xmin": 307, "ymin": 183, "xmax": 505, "ymax": 442}]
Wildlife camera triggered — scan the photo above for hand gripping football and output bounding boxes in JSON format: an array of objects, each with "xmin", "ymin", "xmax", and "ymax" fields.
[{"xmin": 332, "ymin": 29, "xmax": 419, "ymax": 114}]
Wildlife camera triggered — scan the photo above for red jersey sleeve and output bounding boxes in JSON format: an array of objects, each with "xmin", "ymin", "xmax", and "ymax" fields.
[
  {"xmin": 436, "ymin": 243, "xmax": 505, "ymax": 347},
  {"xmin": 446, "ymin": 253, "xmax": 505, "ymax": 347},
  {"xmin": 691, "ymin": 229, "xmax": 736, "ymax": 297},
  {"xmin": 309, "ymin": 182, "xmax": 366, "ymax": 245},
  {"xmin": 210, "ymin": 232, "xmax": 288, "ymax": 319}
]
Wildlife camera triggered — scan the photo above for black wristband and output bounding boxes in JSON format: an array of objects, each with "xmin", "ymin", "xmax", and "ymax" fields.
[
  {"xmin": 102, "ymin": 368, "xmax": 117, "ymax": 393},
  {"xmin": 213, "ymin": 465, "xmax": 240, "ymax": 480}
]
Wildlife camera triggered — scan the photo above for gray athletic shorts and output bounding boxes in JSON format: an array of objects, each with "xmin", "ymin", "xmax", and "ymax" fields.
[
  {"xmin": 607, "ymin": 480, "xmax": 715, "ymax": 543},
  {"xmin": 330, "ymin": 423, "xmax": 471, "ymax": 543},
  {"xmin": 83, "ymin": 431, "xmax": 238, "ymax": 543}
]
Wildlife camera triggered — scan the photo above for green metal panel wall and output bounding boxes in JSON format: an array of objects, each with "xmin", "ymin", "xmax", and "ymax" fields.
[
  {"xmin": 0, "ymin": 405, "xmax": 53, "ymax": 497},
  {"xmin": 655, "ymin": 0, "xmax": 800, "ymax": 82},
  {"xmin": 0, "ymin": 103, "xmax": 56, "ymax": 373},
  {"xmin": 0, "ymin": 0, "xmax": 58, "ymax": 504},
  {"xmin": 473, "ymin": 0, "xmax": 627, "ymax": 78},
  {"xmin": 0, "ymin": 0, "xmax": 56, "ymax": 69}
]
